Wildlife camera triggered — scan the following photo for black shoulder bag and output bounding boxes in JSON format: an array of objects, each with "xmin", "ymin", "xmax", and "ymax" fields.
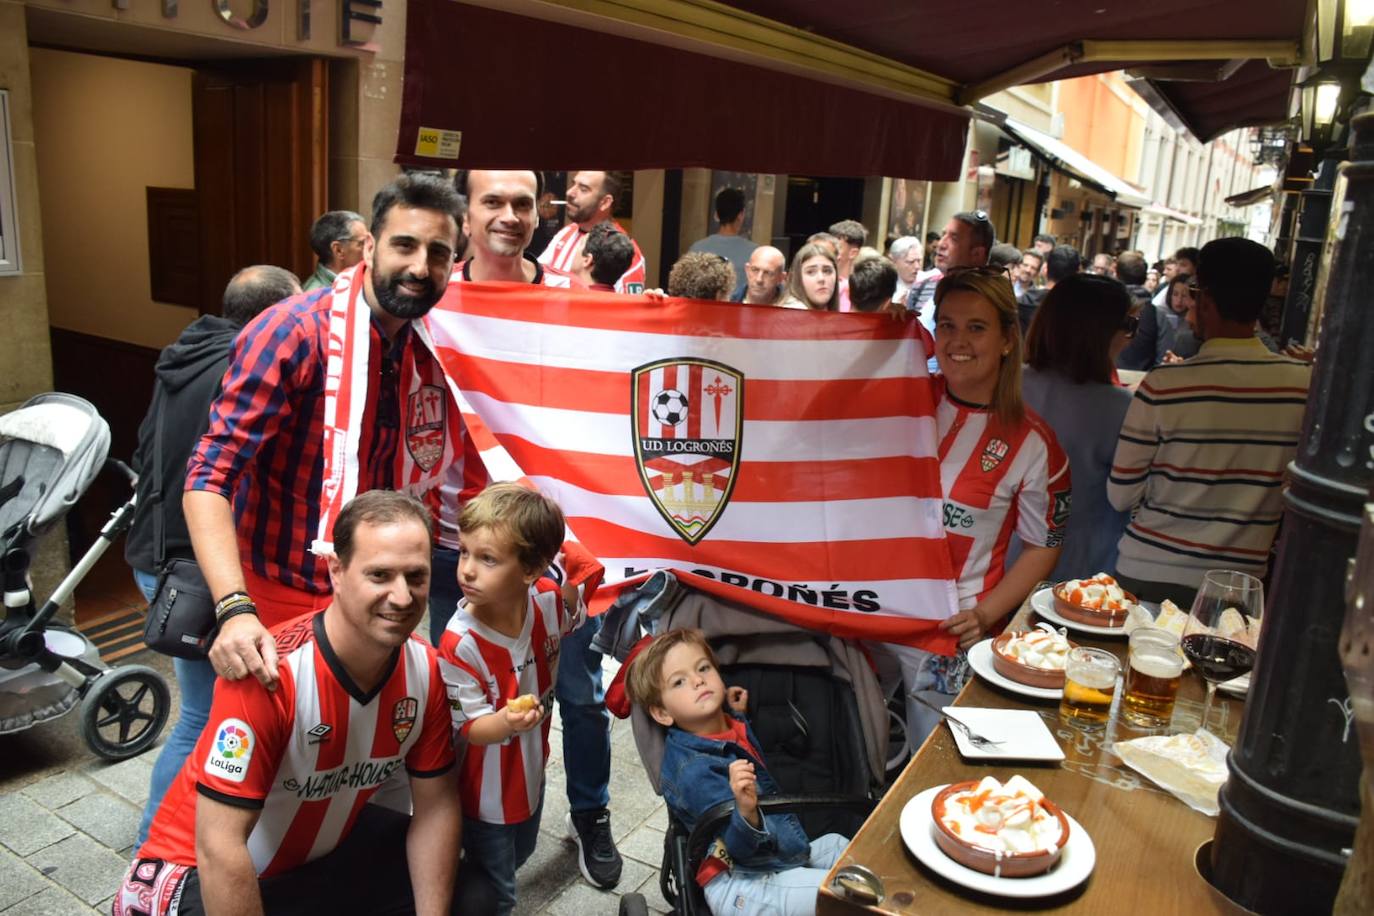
[{"xmin": 141, "ymin": 384, "xmax": 217, "ymax": 658}]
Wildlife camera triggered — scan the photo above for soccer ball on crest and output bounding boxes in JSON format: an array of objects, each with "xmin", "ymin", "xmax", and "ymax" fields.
[{"xmin": 652, "ymin": 389, "xmax": 690, "ymax": 427}]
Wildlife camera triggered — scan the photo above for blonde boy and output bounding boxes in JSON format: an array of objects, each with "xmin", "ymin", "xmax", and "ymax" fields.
[
  {"xmin": 436, "ymin": 483, "xmax": 580, "ymax": 915},
  {"xmin": 627, "ymin": 629, "xmax": 849, "ymax": 916}
]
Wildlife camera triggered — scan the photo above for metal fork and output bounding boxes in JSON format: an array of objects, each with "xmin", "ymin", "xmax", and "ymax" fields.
[{"xmin": 910, "ymin": 693, "xmax": 1005, "ymax": 750}]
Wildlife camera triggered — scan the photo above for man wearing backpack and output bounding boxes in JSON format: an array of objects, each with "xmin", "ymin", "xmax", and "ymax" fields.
[{"xmin": 124, "ymin": 265, "xmax": 301, "ymax": 845}]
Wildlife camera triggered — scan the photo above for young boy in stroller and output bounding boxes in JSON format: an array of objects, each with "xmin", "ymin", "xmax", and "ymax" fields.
[{"xmin": 626, "ymin": 628, "xmax": 850, "ymax": 915}]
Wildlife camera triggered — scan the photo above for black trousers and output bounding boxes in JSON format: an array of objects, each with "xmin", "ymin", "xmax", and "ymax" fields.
[{"xmin": 176, "ymin": 805, "xmax": 498, "ymax": 914}]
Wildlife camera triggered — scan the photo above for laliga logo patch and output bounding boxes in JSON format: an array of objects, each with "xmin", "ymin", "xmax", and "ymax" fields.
[
  {"xmin": 205, "ymin": 718, "xmax": 254, "ymax": 783},
  {"xmin": 980, "ymin": 437, "xmax": 1010, "ymax": 472},
  {"xmin": 405, "ymin": 385, "xmax": 447, "ymax": 472},
  {"xmin": 631, "ymin": 358, "xmax": 744, "ymax": 545},
  {"xmin": 392, "ymin": 697, "xmax": 419, "ymax": 743}
]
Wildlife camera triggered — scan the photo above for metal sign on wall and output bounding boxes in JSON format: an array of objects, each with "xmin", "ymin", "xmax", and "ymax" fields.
[{"xmin": 139, "ymin": 0, "xmax": 382, "ymax": 48}]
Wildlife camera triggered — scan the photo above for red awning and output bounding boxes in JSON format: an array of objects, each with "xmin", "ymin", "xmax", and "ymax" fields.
[
  {"xmin": 396, "ymin": 0, "xmax": 970, "ymax": 179},
  {"xmin": 1130, "ymin": 60, "xmax": 1297, "ymax": 143},
  {"xmin": 717, "ymin": 0, "xmax": 1305, "ymax": 142},
  {"xmin": 717, "ymin": 0, "xmax": 1303, "ymax": 86},
  {"xmin": 397, "ymin": 0, "xmax": 1306, "ymax": 174}
]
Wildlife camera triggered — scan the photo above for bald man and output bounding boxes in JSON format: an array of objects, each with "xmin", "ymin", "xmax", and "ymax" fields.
[{"xmin": 736, "ymin": 245, "xmax": 787, "ymax": 305}]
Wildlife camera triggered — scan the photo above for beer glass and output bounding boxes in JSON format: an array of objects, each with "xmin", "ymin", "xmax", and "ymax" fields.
[
  {"xmin": 1059, "ymin": 646, "xmax": 1120, "ymax": 726},
  {"xmin": 1123, "ymin": 628, "xmax": 1184, "ymax": 727}
]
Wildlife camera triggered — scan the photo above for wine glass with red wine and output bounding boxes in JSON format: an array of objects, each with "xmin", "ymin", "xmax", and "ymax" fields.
[{"xmin": 1181, "ymin": 570, "xmax": 1263, "ymax": 734}]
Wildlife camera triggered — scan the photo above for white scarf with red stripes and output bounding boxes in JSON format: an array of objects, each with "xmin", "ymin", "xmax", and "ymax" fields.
[{"xmin": 312, "ymin": 262, "xmax": 460, "ymax": 556}]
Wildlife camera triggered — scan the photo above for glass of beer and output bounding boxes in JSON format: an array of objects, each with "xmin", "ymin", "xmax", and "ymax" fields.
[
  {"xmin": 1123, "ymin": 628, "xmax": 1184, "ymax": 728},
  {"xmin": 1059, "ymin": 647, "xmax": 1120, "ymax": 727}
]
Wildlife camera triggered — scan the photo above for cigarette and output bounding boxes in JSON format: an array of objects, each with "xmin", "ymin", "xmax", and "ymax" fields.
[{"xmin": 549, "ymin": 200, "xmax": 567, "ymax": 206}]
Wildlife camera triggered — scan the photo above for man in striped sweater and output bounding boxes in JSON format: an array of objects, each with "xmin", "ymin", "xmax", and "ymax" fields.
[{"xmin": 1107, "ymin": 238, "xmax": 1310, "ymax": 607}]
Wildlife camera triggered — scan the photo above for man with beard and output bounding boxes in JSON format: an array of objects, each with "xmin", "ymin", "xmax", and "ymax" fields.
[
  {"xmin": 1012, "ymin": 249, "xmax": 1043, "ymax": 299},
  {"xmin": 185, "ymin": 173, "xmax": 462, "ymax": 690},
  {"xmin": 538, "ymin": 170, "xmax": 646, "ymax": 293}
]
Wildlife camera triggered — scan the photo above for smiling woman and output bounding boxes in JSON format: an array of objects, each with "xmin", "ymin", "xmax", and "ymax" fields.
[
  {"xmin": 873, "ymin": 267, "xmax": 1069, "ymax": 749},
  {"xmin": 932, "ymin": 268, "xmax": 1023, "ymax": 423}
]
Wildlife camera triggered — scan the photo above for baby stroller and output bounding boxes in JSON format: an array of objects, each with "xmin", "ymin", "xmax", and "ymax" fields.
[
  {"xmin": 608, "ymin": 573, "xmax": 888, "ymax": 916},
  {"xmin": 0, "ymin": 392, "xmax": 169, "ymax": 760}
]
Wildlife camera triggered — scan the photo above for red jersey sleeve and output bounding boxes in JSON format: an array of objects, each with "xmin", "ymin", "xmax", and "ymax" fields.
[
  {"xmin": 195, "ymin": 668, "xmax": 294, "ymax": 809},
  {"xmin": 437, "ymin": 629, "xmax": 495, "ymax": 738},
  {"xmin": 406, "ymin": 651, "xmax": 458, "ymax": 778},
  {"xmin": 1014, "ymin": 421, "xmax": 1072, "ymax": 550}
]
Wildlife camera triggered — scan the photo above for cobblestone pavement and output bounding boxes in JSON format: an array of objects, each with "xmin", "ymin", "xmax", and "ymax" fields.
[{"xmin": 0, "ymin": 647, "xmax": 669, "ymax": 915}]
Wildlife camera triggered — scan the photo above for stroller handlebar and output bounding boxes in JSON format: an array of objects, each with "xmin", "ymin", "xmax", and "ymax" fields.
[{"xmin": 105, "ymin": 458, "xmax": 137, "ymax": 487}]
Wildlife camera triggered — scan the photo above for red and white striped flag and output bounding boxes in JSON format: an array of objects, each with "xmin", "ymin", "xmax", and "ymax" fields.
[{"xmin": 423, "ymin": 284, "xmax": 960, "ymax": 653}]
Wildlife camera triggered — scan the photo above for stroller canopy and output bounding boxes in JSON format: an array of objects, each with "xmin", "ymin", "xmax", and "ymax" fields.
[{"xmin": 0, "ymin": 393, "xmax": 111, "ymax": 540}]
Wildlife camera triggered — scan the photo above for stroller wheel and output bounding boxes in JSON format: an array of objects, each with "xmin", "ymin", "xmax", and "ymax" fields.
[
  {"xmin": 617, "ymin": 894, "xmax": 650, "ymax": 916},
  {"xmin": 79, "ymin": 665, "xmax": 171, "ymax": 761}
]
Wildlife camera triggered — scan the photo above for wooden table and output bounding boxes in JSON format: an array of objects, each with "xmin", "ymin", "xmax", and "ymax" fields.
[{"xmin": 818, "ymin": 595, "xmax": 1249, "ymax": 914}]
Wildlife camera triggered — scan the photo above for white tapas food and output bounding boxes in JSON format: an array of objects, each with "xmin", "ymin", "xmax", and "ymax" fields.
[
  {"xmin": 1053, "ymin": 573, "xmax": 1136, "ymax": 627},
  {"xmin": 992, "ymin": 623, "xmax": 1075, "ymax": 688},
  {"xmin": 931, "ymin": 775, "xmax": 1070, "ymax": 877}
]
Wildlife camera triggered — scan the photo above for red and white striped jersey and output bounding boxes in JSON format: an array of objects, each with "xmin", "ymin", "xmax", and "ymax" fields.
[
  {"xmin": 537, "ymin": 222, "xmax": 646, "ymax": 294},
  {"xmin": 138, "ymin": 613, "xmax": 454, "ymax": 877},
  {"xmin": 436, "ymin": 580, "xmax": 581, "ymax": 824},
  {"xmin": 935, "ymin": 382, "xmax": 1071, "ymax": 611},
  {"xmin": 425, "ymin": 257, "xmax": 573, "ymax": 549}
]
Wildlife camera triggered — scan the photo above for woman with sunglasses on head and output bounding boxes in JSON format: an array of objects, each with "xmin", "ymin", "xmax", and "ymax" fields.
[
  {"xmin": 880, "ymin": 268, "xmax": 1070, "ymax": 743},
  {"xmin": 779, "ymin": 242, "xmax": 840, "ymax": 310},
  {"xmin": 1021, "ymin": 274, "xmax": 1135, "ymax": 581}
]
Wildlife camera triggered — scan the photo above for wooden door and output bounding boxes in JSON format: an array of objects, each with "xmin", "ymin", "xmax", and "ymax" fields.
[{"xmin": 193, "ymin": 59, "xmax": 327, "ymax": 312}]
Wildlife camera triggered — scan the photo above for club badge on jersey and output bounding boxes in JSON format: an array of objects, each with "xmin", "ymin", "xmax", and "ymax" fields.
[
  {"xmin": 632, "ymin": 357, "xmax": 744, "ymax": 546},
  {"xmin": 405, "ymin": 385, "xmax": 448, "ymax": 472},
  {"xmin": 206, "ymin": 718, "xmax": 254, "ymax": 783},
  {"xmin": 391, "ymin": 697, "xmax": 418, "ymax": 743},
  {"xmin": 980, "ymin": 438, "xmax": 1010, "ymax": 472}
]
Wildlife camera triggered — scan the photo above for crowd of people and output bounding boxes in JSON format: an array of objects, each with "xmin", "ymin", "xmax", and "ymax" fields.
[{"xmin": 111, "ymin": 169, "xmax": 1313, "ymax": 916}]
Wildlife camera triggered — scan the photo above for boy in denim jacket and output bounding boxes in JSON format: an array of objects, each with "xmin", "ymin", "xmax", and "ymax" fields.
[{"xmin": 626, "ymin": 629, "xmax": 849, "ymax": 915}]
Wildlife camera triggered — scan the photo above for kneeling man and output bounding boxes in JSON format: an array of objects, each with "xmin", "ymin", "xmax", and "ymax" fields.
[{"xmin": 115, "ymin": 491, "xmax": 477, "ymax": 916}]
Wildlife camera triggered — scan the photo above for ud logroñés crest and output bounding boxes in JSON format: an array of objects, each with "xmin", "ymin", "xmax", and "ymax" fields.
[{"xmin": 631, "ymin": 358, "xmax": 744, "ymax": 545}]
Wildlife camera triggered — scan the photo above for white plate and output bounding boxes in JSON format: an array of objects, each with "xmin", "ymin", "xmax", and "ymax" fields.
[
  {"xmin": 944, "ymin": 707, "xmax": 1065, "ymax": 762},
  {"xmin": 967, "ymin": 639, "xmax": 1062, "ymax": 700},
  {"xmin": 899, "ymin": 784, "xmax": 1096, "ymax": 898},
  {"xmin": 1031, "ymin": 588, "xmax": 1129, "ymax": 638}
]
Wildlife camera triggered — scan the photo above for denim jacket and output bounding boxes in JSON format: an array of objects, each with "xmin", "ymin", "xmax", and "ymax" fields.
[{"xmin": 659, "ymin": 717, "xmax": 811, "ymax": 873}]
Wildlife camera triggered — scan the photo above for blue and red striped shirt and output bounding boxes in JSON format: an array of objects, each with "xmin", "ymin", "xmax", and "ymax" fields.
[{"xmin": 186, "ymin": 285, "xmax": 409, "ymax": 595}]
